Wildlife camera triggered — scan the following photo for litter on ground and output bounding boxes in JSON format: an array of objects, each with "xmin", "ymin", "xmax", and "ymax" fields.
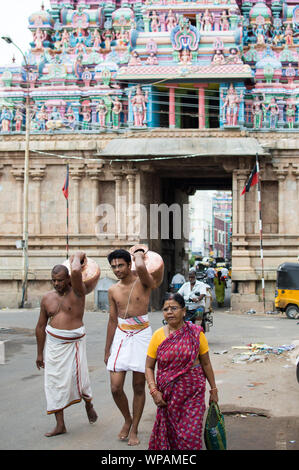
[{"xmin": 231, "ymin": 343, "xmax": 295, "ymax": 363}]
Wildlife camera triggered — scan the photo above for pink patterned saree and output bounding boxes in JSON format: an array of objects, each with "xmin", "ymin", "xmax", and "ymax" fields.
[{"xmin": 148, "ymin": 322, "xmax": 206, "ymax": 450}]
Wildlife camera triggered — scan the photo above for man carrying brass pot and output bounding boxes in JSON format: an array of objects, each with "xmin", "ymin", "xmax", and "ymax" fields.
[
  {"xmin": 35, "ymin": 251, "xmax": 98, "ymax": 437},
  {"xmin": 105, "ymin": 248, "xmax": 156, "ymax": 446}
]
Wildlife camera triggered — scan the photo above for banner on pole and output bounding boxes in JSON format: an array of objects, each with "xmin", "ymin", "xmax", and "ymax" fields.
[
  {"xmin": 62, "ymin": 164, "xmax": 69, "ymax": 199},
  {"xmin": 241, "ymin": 163, "xmax": 259, "ymax": 195}
]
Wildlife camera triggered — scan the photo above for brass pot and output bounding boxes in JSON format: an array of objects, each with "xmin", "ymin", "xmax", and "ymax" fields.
[
  {"xmin": 63, "ymin": 257, "xmax": 101, "ymax": 295},
  {"xmin": 129, "ymin": 244, "xmax": 164, "ymax": 288}
]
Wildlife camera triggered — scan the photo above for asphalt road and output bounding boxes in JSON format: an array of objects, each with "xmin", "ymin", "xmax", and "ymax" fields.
[{"xmin": 1, "ymin": 302, "xmax": 299, "ymax": 454}]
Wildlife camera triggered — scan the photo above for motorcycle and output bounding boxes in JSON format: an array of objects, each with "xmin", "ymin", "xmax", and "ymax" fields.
[{"xmin": 185, "ymin": 291, "xmax": 213, "ymax": 333}]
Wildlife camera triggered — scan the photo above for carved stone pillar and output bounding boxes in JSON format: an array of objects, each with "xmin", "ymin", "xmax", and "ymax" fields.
[
  {"xmin": 126, "ymin": 171, "xmax": 137, "ymax": 240},
  {"xmin": 70, "ymin": 165, "xmax": 85, "ymax": 235},
  {"xmin": 113, "ymin": 172, "xmax": 123, "ymax": 238},
  {"xmin": 273, "ymin": 165, "xmax": 288, "ymax": 234},
  {"xmin": 236, "ymin": 170, "xmax": 247, "ymax": 235},
  {"xmin": 86, "ymin": 164, "xmax": 103, "ymax": 231},
  {"xmin": 11, "ymin": 166, "xmax": 24, "ymax": 234},
  {"xmin": 194, "ymin": 84, "xmax": 208, "ymax": 129},
  {"xmin": 232, "ymin": 170, "xmax": 238, "ymax": 237},
  {"xmin": 30, "ymin": 166, "xmax": 46, "ymax": 235},
  {"xmin": 293, "ymin": 165, "xmax": 299, "ymax": 205}
]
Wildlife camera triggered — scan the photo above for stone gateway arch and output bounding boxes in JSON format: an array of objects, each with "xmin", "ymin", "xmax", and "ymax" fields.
[{"xmin": 0, "ymin": 128, "xmax": 297, "ymax": 312}]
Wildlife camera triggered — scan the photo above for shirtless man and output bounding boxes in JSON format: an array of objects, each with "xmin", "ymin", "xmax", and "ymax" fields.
[
  {"xmin": 104, "ymin": 248, "xmax": 155, "ymax": 446},
  {"xmin": 35, "ymin": 251, "xmax": 97, "ymax": 437}
]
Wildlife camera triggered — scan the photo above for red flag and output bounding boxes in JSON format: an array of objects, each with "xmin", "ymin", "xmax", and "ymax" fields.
[
  {"xmin": 62, "ymin": 164, "xmax": 69, "ymax": 199},
  {"xmin": 241, "ymin": 163, "xmax": 259, "ymax": 195}
]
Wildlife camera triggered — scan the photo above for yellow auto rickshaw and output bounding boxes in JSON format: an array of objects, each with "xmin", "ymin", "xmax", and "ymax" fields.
[{"xmin": 275, "ymin": 263, "xmax": 299, "ymax": 319}]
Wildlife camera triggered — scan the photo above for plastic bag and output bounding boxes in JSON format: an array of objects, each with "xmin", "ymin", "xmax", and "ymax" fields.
[{"xmin": 204, "ymin": 402, "xmax": 227, "ymax": 450}]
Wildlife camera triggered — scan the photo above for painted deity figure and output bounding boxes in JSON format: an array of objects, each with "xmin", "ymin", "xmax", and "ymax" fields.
[
  {"xmin": 285, "ymin": 102, "xmax": 296, "ymax": 129},
  {"xmin": 285, "ymin": 24, "xmax": 294, "ymax": 46},
  {"xmin": 255, "ymin": 24, "xmax": 266, "ymax": 46},
  {"xmin": 116, "ymin": 28, "xmax": 129, "ymax": 48},
  {"xmin": 212, "ymin": 49, "xmax": 226, "ymax": 65},
  {"xmin": 227, "ymin": 47, "xmax": 242, "ymax": 64},
  {"xmin": 81, "ymin": 106, "xmax": 91, "ymax": 130},
  {"xmin": 1, "ymin": 107, "xmax": 13, "ymax": 132},
  {"xmin": 266, "ymin": 98, "xmax": 279, "ymax": 129},
  {"xmin": 129, "ymin": 85, "xmax": 148, "ymax": 127},
  {"xmin": 82, "ymin": 67, "xmax": 92, "ymax": 86},
  {"xmin": 112, "ymin": 97, "xmax": 122, "ymax": 129},
  {"xmin": 129, "ymin": 50, "xmax": 142, "ymax": 66},
  {"xmin": 285, "ymin": 63, "xmax": 296, "ymax": 85},
  {"xmin": 61, "ymin": 29, "xmax": 70, "ymax": 51},
  {"xmin": 96, "ymin": 99, "xmax": 108, "ymax": 128},
  {"xmin": 93, "ymin": 29, "xmax": 102, "ymax": 49},
  {"xmin": 220, "ymin": 11, "xmax": 230, "ymax": 31},
  {"xmin": 37, "ymin": 105, "xmax": 48, "ymax": 131},
  {"xmin": 272, "ymin": 19, "xmax": 283, "ymax": 46},
  {"xmin": 102, "ymin": 29, "xmax": 114, "ymax": 52},
  {"xmin": 166, "ymin": 10, "xmax": 178, "ymax": 31},
  {"xmin": 222, "ymin": 84, "xmax": 242, "ymax": 126},
  {"xmin": 34, "ymin": 28, "xmax": 47, "ymax": 50},
  {"xmin": 14, "ymin": 107, "xmax": 23, "ymax": 132},
  {"xmin": 179, "ymin": 49, "xmax": 192, "ymax": 65},
  {"xmin": 65, "ymin": 106, "xmax": 76, "ymax": 130},
  {"xmin": 46, "ymin": 107, "xmax": 64, "ymax": 130},
  {"xmin": 251, "ymin": 96, "xmax": 263, "ymax": 129},
  {"xmin": 146, "ymin": 52, "xmax": 158, "ymax": 65},
  {"xmin": 203, "ymin": 9, "xmax": 213, "ymax": 31},
  {"xmin": 151, "ymin": 11, "xmax": 160, "ymax": 32}
]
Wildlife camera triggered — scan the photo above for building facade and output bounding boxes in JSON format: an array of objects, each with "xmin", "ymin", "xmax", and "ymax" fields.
[{"xmin": 0, "ymin": 0, "xmax": 299, "ymax": 311}]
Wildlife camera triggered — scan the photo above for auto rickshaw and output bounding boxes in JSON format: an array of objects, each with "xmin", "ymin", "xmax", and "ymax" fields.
[{"xmin": 275, "ymin": 263, "xmax": 299, "ymax": 319}]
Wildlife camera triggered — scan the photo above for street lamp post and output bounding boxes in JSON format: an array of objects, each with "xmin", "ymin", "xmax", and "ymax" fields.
[{"xmin": 2, "ymin": 36, "xmax": 30, "ymax": 308}]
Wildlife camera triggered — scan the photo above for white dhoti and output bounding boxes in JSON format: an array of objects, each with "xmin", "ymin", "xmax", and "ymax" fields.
[
  {"xmin": 107, "ymin": 315, "xmax": 152, "ymax": 373},
  {"xmin": 45, "ymin": 325, "xmax": 92, "ymax": 415}
]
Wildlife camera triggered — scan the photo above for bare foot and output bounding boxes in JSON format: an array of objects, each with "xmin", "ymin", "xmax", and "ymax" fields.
[
  {"xmin": 45, "ymin": 425, "xmax": 66, "ymax": 437},
  {"xmin": 118, "ymin": 419, "xmax": 132, "ymax": 441},
  {"xmin": 128, "ymin": 430, "xmax": 140, "ymax": 446},
  {"xmin": 85, "ymin": 402, "xmax": 98, "ymax": 424}
]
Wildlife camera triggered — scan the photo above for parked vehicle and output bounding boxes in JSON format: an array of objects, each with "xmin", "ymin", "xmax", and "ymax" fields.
[{"xmin": 275, "ymin": 262, "xmax": 299, "ymax": 319}]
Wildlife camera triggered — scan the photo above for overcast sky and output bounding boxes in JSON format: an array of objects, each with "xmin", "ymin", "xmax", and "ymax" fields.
[{"xmin": 0, "ymin": 0, "xmax": 51, "ymax": 65}]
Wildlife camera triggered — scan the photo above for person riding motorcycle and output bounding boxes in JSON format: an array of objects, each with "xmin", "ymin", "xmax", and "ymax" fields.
[{"xmin": 178, "ymin": 270, "xmax": 206, "ymax": 321}]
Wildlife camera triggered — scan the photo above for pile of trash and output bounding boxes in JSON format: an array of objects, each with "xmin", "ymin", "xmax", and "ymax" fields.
[{"xmin": 231, "ymin": 343, "xmax": 295, "ymax": 364}]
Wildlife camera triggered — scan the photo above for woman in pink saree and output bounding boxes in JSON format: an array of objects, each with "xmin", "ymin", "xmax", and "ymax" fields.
[{"xmin": 145, "ymin": 293, "xmax": 218, "ymax": 450}]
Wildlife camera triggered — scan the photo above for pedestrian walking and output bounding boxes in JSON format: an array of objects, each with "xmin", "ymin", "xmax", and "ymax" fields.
[
  {"xmin": 35, "ymin": 252, "xmax": 98, "ymax": 437},
  {"xmin": 206, "ymin": 265, "xmax": 216, "ymax": 289},
  {"xmin": 104, "ymin": 248, "xmax": 156, "ymax": 446},
  {"xmin": 214, "ymin": 270, "xmax": 226, "ymax": 307},
  {"xmin": 145, "ymin": 293, "xmax": 218, "ymax": 450}
]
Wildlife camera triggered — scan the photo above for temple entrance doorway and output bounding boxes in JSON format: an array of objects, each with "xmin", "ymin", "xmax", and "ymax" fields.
[
  {"xmin": 154, "ymin": 171, "xmax": 232, "ymax": 309},
  {"xmin": 189, "ymin": 189, "xmax": 232, "ymax": 309}
]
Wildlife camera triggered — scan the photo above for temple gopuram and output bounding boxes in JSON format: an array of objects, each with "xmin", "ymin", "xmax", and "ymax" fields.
[
  {"xmin": 2, "ymin": 0, "xmax": 299, "ymax": 131},
  {"xmin": 0, "ymin": 0, "xmax": 299, "ymax": 311}
]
